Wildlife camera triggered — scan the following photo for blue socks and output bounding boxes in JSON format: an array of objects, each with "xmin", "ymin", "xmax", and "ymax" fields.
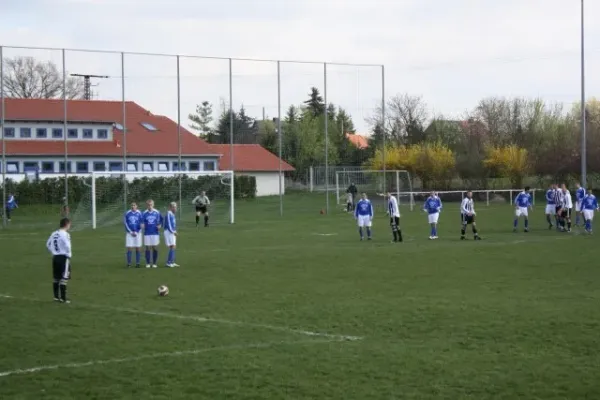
[
  {"xmin": 576, "ymin": 214, "xmax": 581, "ymax": 225},
  {"xmin": 167, "ymin": 248, "xmax": 175, "ymax": 264},
  {"xmin": 524, "ymin": 219, "xmax": 529, "ymax": 229},
  {"xmin": 585, "ymin": 220, "xmax": 592, "ymax": 231},
  {"xmin": 145, "ymin": 249, "xmax": 151, "ymax": 264},
  {"xmin": 430, "ymin": 226, "xmax": 437, "ymax": 236},
  {"xmin": 514, "ymin": 218, "xmax": 518, "ymax": 228},
  {"xmin": 135, "ymin": 250, "xmax": 141, "ymax": 265},
  {"xmin": 366, "ymin": 227, "xmax": 372, "ymax": 239},
  {"xmin": 358, "ymin": 227, "xmax": 363, "ymax": 239},
  {"xmin": 152, "ymin": 249, "xmax": 158, "ymax": 264},
  {"xmin": 126, "ymin": 250, "xmax": 132, "ymax": 265}
]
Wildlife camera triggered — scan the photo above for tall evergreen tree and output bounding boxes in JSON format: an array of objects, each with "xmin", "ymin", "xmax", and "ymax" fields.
[
  {"xmin": 188, "ymin": 101, "xmax": 214, "ymax": 138},
  {"xmin": 304, "ymin": 87, "xmax": 325, "ymax": 117}
]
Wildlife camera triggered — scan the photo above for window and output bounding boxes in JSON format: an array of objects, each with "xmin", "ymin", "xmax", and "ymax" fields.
[
  {"xmin": 126, "ymin": 162, "xmax": 138, "ymax": 172},
  {"xmin": 76, "ymin": 162, "xmax": 89, "ymax": 173},
  {"xmin": 203, "ymin": 161, "xmax": 216, "ymax": 171},
  {"xmin": 188, "ymin": 161, "xmax": 200, "ymax": 171},
  {"xmin": 157, "ymin": 162, "xmax": 169, "ymax": 172},
  {"xmin": 59, "ymin": 162, "xmax": 72, "ymax": 173},
  {"xmin": 20, "ymin": 128, "xmax": 32, "ymax": 138},
  {"xmin": 114, "ymin": 123, "xmax": 124, "ymax": 131},
  {"xmin": 68, "ymin": 129, "xmax": 78, "ymax": 139},
  {"xmin": 6, "ymin": 162, "xmax": 18, "ymax": 173},
  {"xmin": 23, "ymin": 162, "xmax": 39, "ymax": 171},
  {"xmin": 172, "ymin": 162, "xmax": 186, "ymax": 171},
  {"xmin": 97, "ymin": 129, "xmax": 108, "ymax": 139},
  {"xmin": 93, "ymin": 162, "xmax": 106, "ymax": 172},
  {"xmin": 141, "ymin": 122, "xmax": 158, "ymax": 131},
  {"xmin": 52, "ymin": 128, "xmax": 63, "ymax": 138},
  {"xmin": 83, "ymin": 129, "xmax": 93, "ymax": 139},
  {"xmin": 42, "ymin": 162, "xmax": 55, "ymax": 173},
  {"xmin": 36, "ymin": 128, "xmax": 47, "ymax": 138},
  {"xmin": 109, "ymin": 162, "xmax": 123, "ymax": 171},
  {"xmin": 3, "ymin": 127, "xmax": 15, "ymax": 138},
  {"xmin": 142, "ymin": 162, "xmax": 153, "ymax": 172}
]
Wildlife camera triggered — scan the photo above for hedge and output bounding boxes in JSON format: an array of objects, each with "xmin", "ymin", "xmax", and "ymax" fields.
[{"xmin": 1, "ymin": 175, "xmax": 256, "ymax": 206}]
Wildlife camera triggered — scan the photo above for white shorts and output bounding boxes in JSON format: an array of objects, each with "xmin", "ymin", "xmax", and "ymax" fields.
[
  {"xmin": 583, "ymin": 209, "xmax": 595, "ymax": 221},
  {"xmin": 164, "ymin": 231, "xmax": 177, "ymax": 247},
  {"xmin": 144, "ymin": 234, "xmax": 160, "ymax": 247},
  {"xmin": 545, "ymin": 205, "xmax": 556, "ymax": 215},
  {"xmin": 357, "ymin": 215, "xmax": 372, "ymax": 227},
  {"xmin": 515, "ymin": 207, "xmax": 528, "ymax": 218},
  {"xmin": 575, "ymin": 202, "xmax": 582, "ymax": 212},
  {"xmin": 125, "ymin": 232, "xmax": 142, "ymax": 248},
  {"xmin": 428, "ymin": 212, "xmax": 440, "ymax": 224}
]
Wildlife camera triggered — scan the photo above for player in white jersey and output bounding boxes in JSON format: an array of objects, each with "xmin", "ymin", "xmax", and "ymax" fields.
[
  {"xmin": 46, "ymin": 218, "xmax": 72, "ymax": 303},
  {"xmin": 460, "ymin": 191, "xmax": 481, "ymax": 240},
  {"xmin": 386, "ymin": 192, "xmax": 403, "ymax": 243},
  {"xmin": 560, "ymin": 184, "xmax": 573, "ymax": 232}
]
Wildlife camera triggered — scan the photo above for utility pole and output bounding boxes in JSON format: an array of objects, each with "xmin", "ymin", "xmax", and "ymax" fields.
[{"xmin": 70, "ymin": 74, "xmax": 109, "ymax": 100}]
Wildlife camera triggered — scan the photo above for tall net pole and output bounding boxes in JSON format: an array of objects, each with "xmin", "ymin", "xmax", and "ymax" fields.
[
  {"xmin": 62, "ymin": 49, "xmax": 68, "ymax": 210},
  {"xmin": 381, "ymin": 65, "xmax": 386, "ymax": 191},
  {"xmin": 121, "ymin": 52, "xmax": 127, "ymax": 212},
  {"xmin": 324, "ymin": 62, "xmax": 329, "ymax": 214},
  {"xmin": 176, "ymin": 55, "xmax": 183, "ymax": 218},
  {"xmin": 580, "ymin": 0, "xmax": 587, "ymax": 185},
  {"xmin": 277, "ymin": 60, "xmax": 283, "ymax": 216},
  {"xmin": 229, "ymin": 58, "xmax": 234, "ymax": 172},
  {"xmin": 1, "ymin": 46, "xmax": 5, "ymax": 228}
]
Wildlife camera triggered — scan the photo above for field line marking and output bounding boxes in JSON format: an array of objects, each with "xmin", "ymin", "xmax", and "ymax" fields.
[
  {"xmin": 0, "ymin": 294, "xmax": 363, "ymax": 342},
  {"xmin": 0, "ymin": 339, "xmax": 335, "ymax": 378}
]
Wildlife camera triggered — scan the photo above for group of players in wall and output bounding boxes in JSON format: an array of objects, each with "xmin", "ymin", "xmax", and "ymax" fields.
[
  {"xmin": 122, "ymin": 191, "xmax": 210, "ymax": 268},
  {"xmin": 346, "ymin": 183, "xmax": 599, "ymax": 242}
]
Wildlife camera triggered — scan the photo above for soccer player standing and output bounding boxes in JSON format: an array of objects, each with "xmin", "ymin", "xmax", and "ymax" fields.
[
  {"xmin": 5, "ymin": 193, "xmax": 17, "ymax": 221},
  {"xmin": 347, "ymin": 183, "xmax": 358, "ymax": 211},
  {"xmin": 554, "ymin": 185, "xmax": 566, "ymax": 231},
  {"xmin": 561, "ymin": 184, "xmax": 573, "ymax": 232},
  {"xmin": 582, "ymin": 189, "xmax": 599, "ymax": 234},
  {"xmin": 354, "ymin": 193, "xmax": 373, "ymax": 241},
  {"xmin": 575, "ymin": 183, "xmax": 586, "ymax": 226},
  {"xmin": 164, "ymin": 202, "xmax": 179, "ymax": 268},
  {"xmin": 192, "ymin": 191, "xmax": 210, "ymax": 227},
  {"xmin": 387, "ymin": 192, "xmax": 403, "ymax": 242},
  {"xmin": 141, "ymin": 199, "xmax": 162, "ymax": 269},
  {"xmin": 544, "ymin": 184, "xmax": 557, "ymax": 230},
  {"xmin": 124, "ymin": 202, "xmax": 143, "ymax": 268},
  {"xmin": 423, "ymin": 191, "xmax": 442, "ymax": 240},
  {"xmin": 46, "ymin": 218, "xmax": 72, "ymax": 303},
  {"xmin": 460, "ymin": 191, "xmax": 481, "ymax": 240},
  {"xmin": 513, "ymin": 186, "xmax": 533, "ymax": 232}
]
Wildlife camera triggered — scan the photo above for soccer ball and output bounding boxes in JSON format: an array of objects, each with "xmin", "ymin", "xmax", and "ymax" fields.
[{"xmin": 157, "ymin": 285, "xmax": 169, "ymax": 297}]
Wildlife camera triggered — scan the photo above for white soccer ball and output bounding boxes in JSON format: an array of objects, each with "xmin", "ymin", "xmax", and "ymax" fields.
[{"xmin": 157, "ymin": 285, "xmax": 169, "ymax": 297}]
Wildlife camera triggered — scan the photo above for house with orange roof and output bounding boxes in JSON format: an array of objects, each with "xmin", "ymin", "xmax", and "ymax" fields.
[
  {"xmin": 345, "ymin": 132, "xmax": 368, "ymax": 149},
  {"xmin": 0, "ymin": 98, "xmax": 293, "ymax": 196}
]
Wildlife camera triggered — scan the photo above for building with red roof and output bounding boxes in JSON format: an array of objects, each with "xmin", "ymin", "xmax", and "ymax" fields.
[
  {"xmin": 345, "ymin": 132, "xmax": 369, "ymax": 149},
  {"xmin": 0, "ymin": 98, "xmax": 293, "ymax": 196}
]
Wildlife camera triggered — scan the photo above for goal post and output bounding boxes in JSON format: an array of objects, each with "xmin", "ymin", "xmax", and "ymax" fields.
[
  {"xmin": 83, "ymin": 171, "xmax": 234, "ymax": 230},
  {"xmin": 335, "ymin": 169, "xmax": 414, "ymax": 210}
]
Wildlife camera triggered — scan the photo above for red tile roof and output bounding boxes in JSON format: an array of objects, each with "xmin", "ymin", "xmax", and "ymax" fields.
[
  {"xmin": 1, "ymin": 98, "xmax": 291, "ymax": 172},
  {"xmin": 214, "ymin": 144, "xmax": 294, "ymax": 172},
  {"xmin": 345, "ymin": 133, "xmax": 368, "ymax": 149}
]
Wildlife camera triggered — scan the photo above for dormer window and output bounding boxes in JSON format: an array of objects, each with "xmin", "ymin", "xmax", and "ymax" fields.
[{"xmin": 141, "ymin": 122, "xmax": 157, "ymax": 131}]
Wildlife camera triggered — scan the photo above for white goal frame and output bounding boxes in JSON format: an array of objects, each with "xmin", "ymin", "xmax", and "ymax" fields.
[
  {"xmin": 90, "ymin": 170, "xmax": 235, "ymax": 229},
  {"xmin": 335, "ymin": 169, "xmax": 415, "ymax": 210}
]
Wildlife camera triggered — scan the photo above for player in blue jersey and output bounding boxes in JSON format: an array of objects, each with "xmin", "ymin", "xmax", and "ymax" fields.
[
  {"xmin": 5, "ymin": 193, "xmax": 18, "ymax": 222},
  {"xmin": 582, "ymin": 189, "xmax": 599, "ymax": 234},
  {"xmin": 164, "ymin": 202, "xmax": 179, "ymax": 268},
  {"xmin": 544, "ymin": 184, "xmax": 557, "ymax": 230},
  {"xmin": 141, "ymin": 199, "xmax": 162, "ymax": 269},
  {"xmin": 423, "ymin": 191, "xmax": 442, "ymax": 240},
  {"xmin": 574, "ymin": 183, "xmax": 586, "ymax": 226},
  {"xmin": 124, "ymin": 202, "xmax": 143, "ymax": 268},
  {"xmin": 354, "ymin": 193, "xmax": 373, "ymax": 241},
  {"xmin": 513, "ymin": 186, "xmax": 532, "ymax": 232}
]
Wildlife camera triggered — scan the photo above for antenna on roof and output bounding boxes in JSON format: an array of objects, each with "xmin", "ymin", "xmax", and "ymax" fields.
[{"xmin": 70, "ymin": 74, "xmax": 109, "ymax": 100}]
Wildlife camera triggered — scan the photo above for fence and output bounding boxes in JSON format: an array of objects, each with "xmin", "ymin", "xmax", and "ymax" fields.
[{"xmin": 0, "ymin": 45, "xmax": 386, "ymax": 228}]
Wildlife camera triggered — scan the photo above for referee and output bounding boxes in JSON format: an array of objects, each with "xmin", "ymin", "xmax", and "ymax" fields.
[{"xmin": 46, "ymin": 218, "xmax": 73, "ymax": 303}]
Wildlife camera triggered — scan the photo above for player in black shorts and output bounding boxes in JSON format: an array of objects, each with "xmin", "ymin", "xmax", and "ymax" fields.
[
  {"xmin": 191, "ymin": 191, "xmax": 210, "ymax": 227},
  {"xmin": 46, "ymin": 218, "xmax": 72, "ymax": 303}
]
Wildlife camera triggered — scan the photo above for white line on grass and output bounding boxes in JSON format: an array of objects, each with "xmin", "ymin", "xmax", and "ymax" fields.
[
  {"xmin": 0, "ymin": 339, "xmax": 335, "ymax": 378},
  {"xmin": 0, "ymin": 294, "xmax": 363, "ymax": 342}
]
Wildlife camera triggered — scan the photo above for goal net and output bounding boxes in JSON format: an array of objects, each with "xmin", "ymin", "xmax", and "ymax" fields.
[
  {"xmin": 335, "ymin": 170, "xmax": 414, "ymax": 211},
  {"xmin": 70, "ymin": 171, "xmax": 234, "ymax": 230}
]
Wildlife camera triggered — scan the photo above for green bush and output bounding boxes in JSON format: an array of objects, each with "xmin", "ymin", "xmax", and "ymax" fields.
[{"xmin": 0, "ymin": 175, "xmax": 256, "ymax": 205}]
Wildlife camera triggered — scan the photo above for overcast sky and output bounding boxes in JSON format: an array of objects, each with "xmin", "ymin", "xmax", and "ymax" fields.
[{"xmin": 1, "ymin": 0, "xmax": 598, "ymax": 132}]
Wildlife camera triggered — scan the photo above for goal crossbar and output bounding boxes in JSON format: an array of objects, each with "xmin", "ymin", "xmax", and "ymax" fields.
[
  {"xmin": 335, "ymin": 169, "xmax": 414, "ymax": 210},
  {"xmin": 90, "ymin": 170, "xmax": 235, "ymax": 229}
]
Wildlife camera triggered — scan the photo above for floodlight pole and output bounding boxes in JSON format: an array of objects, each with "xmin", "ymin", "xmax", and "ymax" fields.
[
  {"xmin": 121, "ymin": 52, "xmax": 127, "ymax": 212},
  {"xmin": 580, "ymin": 0, "xmax": 587, "ymax": 186},
  {"xmin": 62, "ymin": 49, "xmax": 68, "ymax": 209},
  {"xmin": 324, "ymin": 63, "xmax": 329, "ymax": 214},
  {"xmin": 1, "ymin": 46, "xmax": 5, "ymax": 228}
]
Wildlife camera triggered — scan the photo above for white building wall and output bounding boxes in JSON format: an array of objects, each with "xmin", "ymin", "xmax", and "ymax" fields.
[{"xmin": 239, "ymin": 172, "xmax": 284, "ymax": 197}]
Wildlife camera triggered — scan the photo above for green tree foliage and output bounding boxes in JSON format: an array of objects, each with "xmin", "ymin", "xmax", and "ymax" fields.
[
  {"xmin": 304, "ymin": 87, "xmax": 325, "ymax": 117},
  {"xmin": 188, "ymin": 101, "xmax": 214, "ymax": 139}
]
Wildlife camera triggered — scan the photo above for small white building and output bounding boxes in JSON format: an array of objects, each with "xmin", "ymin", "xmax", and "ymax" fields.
[{"xmin": 0, "ymin": 98, "xmax": 294, "ymax": 196}]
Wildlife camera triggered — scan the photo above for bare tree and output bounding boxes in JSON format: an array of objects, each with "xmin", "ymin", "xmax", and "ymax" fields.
[
  {"xmin": 1, "ymin": 56, "xmax": 84, "ymax": 99},
  {"xmin": 367, "ymin": 94, "xmax": 428, "ymax": 145}
]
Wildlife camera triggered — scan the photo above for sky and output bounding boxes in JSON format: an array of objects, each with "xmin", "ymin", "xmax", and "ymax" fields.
[{"xmin": 1, "ymin": 0, "xmax": 599, "ymax": 133}]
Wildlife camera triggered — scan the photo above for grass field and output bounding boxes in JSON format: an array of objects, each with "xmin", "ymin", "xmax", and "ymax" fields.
[{"xmin": 1, "ymin": 194, "xmax": 599, "ymax": 399}]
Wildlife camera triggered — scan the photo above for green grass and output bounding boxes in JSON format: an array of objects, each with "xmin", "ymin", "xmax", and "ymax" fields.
[{"xmin": 1, "ymin": 194, "xmax": 600, "ymax": 399}]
